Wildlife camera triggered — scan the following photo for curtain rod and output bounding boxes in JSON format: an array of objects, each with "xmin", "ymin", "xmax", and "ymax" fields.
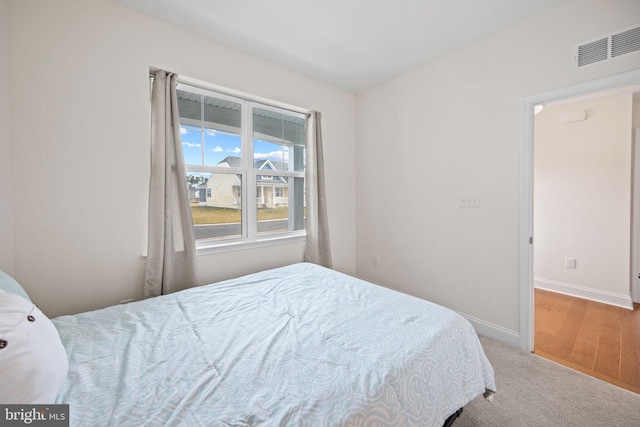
[{"xmin": 149, "ymin": 70, "xmax": 312, "ymax": 116}]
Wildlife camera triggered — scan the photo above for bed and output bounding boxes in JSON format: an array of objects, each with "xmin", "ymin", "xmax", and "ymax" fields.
[{"xmin": 2, "ymin": 263, "xmax": 495, "ymax": 426}]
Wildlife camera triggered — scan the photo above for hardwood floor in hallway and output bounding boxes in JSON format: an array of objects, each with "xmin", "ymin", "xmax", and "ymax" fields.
[{"xmin": 534, "ymin": 288, "xmax": 640, "ymax": 394}]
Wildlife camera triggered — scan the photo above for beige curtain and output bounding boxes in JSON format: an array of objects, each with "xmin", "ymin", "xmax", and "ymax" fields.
[
  {"xmin": 304, "ymin": 111, "xmax": 332, "ymax": 268},
  {"xmin": 144, "ymin": 70, "xmax": 197, "ymax": 298}
]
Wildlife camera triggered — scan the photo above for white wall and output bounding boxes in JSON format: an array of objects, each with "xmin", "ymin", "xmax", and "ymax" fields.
[
  {"xmin": 356, "ymin": 0, "xmax": 640, "ymax": 338},
  {"xmin": 534, "ymin": 93, "xmax": 633, "ymax": 307},
  {"xmin": 7, "ymin": 0, "xmax": 356, "ymax": 317},
  {"xmin": 0, "ymin": 0, "xmax": 13, "ymax": 274}
]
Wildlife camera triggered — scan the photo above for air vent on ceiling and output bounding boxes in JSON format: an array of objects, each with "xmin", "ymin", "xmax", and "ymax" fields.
[{"xmin": 574, "ymin": 23, "xmax": 640, "ymax": 68}]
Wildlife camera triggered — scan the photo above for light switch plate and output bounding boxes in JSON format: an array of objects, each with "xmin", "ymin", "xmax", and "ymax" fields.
[{"xmin": 459, "ymin": 195, "xmax": 480, "ymax": 208}]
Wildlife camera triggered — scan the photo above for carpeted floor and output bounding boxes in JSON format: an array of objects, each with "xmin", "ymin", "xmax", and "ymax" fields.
[{"xmin": 456, "ymin": 336, "xmax": 640, "ymax": 426}]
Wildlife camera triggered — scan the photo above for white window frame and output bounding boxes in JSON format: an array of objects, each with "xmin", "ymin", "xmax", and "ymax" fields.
[{"xmin": 176, "ymin": 80, "xmax": 308, "ymax": 255}]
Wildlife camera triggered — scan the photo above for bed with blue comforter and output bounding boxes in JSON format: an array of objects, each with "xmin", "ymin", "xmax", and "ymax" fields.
[{"xmin": 52, "ymin": 263, "xmax": 495, "ymax": 426}]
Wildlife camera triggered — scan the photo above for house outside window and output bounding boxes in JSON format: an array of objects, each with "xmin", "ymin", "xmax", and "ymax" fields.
[{"xmin": 176, "ymin": 82, "xmax": 306, "ymax": 251}]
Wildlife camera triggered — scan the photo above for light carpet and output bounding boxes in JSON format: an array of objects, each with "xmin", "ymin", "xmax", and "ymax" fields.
[{"xmin": 457, "ymin": 336, "xmax": 640, "ymax": 426}]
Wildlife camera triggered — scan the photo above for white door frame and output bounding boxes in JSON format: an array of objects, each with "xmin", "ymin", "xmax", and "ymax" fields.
[
  {"xmin": 519, "ymin": 69, "xmax": 640, "ymax": 352},
  {"xmin": 633, "ymin": 128, "xmax": 640, "ymax": 303}
]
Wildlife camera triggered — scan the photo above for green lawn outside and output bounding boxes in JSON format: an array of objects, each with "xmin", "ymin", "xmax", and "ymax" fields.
[{"xmin": 190, "ymin": 205, "xmax": 290, "ymax": 225}]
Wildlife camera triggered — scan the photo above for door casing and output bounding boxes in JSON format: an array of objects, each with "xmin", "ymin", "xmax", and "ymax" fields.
[{"xmin": 520, "ymin": 69, "xmax": 640, "ymax": 352}]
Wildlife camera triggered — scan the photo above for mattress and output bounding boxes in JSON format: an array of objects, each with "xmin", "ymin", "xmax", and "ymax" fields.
[{"xmin": 53, "ymin": 262, "xmax": 495, "ymax": 426}]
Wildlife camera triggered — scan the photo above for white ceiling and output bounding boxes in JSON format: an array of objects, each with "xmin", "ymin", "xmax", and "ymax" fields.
[{"xmin": 111, "ymin": 0, "xmax": 565, "ymax": 93}]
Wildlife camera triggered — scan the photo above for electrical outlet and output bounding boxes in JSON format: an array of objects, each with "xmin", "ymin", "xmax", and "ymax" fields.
[
  {"xmin": 565, "ymin": 258, "xmax": 576, "ymax": 269},
  {"xmin": 372, "ymin": 256, "xmax": 379, "ymax": 267}
]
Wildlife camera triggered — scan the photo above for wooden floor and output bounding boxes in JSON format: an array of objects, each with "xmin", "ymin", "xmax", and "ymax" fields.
[{"xmin": 534, "ymin": 288, "xmax": 640, "ymax": 394}]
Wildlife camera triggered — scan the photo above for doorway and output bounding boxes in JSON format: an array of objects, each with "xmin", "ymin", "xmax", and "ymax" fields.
[
  {"xmin": 520, "ymin": 69, "xmax": 640, "ymax": 351},
  {"xmin": 521, "ymin": 69, "xmax": 640, "ymax": 392},
  {"xmin": 533, "ymin": 86, "xmax": 637, "ymax": 309}
]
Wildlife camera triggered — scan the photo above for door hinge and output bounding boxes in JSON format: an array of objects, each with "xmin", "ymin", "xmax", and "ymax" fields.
[{"xmin": 529, "ymin": 236, "xmax": 533, "ymax": 244}]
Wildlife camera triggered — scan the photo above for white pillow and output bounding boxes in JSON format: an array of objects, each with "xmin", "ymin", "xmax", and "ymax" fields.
[
  {"xmin": 0, "ymin": 269, "xmax": 31, "ymax": 302},
  {"xmin": 0, "ymin": 290, "xmax": 69, "ymax": 403}
]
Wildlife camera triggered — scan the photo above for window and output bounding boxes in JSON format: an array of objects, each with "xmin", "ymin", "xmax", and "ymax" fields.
[{"xmin": 176, "ymin": 83, "xmax": 306, "ymax": 250}]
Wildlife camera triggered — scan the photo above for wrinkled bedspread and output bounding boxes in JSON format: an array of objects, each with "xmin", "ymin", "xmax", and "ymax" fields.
[{"xmin": 53, "ymin": 262, "xmax": 495, "ymax": 426}]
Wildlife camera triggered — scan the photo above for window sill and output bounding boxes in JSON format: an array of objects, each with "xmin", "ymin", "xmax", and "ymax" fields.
[{"xmin": 195, "ymin": 232, "xmax": 306, "ymax": 256}]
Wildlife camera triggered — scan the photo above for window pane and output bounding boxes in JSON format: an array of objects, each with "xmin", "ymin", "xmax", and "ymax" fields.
[
  {"xmin": 181, "ymin": 124, "xmax": 203, "ymax": 165},
  {"xmin": 255, "ymin": 175, "xmax": 305, "ymax": 235},
  {"xmin": 204, "ymin": 129, "xmax": 241, "ymax": 167},
  {"xmin": 253, "ymin": 138, "xmax": 289, "ymax": 168},
  {"xmin": 177, "ymin": 89, "xmax": 242, "ymax": 167},
  {"xmin": 176, "ymin": 83, "xmax": 309, "ymax": 248},
  {"xmin": 187, "ymin": 172, "xmax": 243, "ymax": 241},
  {"xmin": 203, "ymin": 96, "xmax": 241, "ymax": 166},
  {"xmin": 253, "ymin": 108, "xmax": 305, "ymax": 172}
]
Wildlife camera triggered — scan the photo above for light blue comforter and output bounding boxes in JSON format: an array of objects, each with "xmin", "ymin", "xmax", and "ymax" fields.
[{"xmin": 53, "ymin": 263, "xmax": 495, "ymax": 426}]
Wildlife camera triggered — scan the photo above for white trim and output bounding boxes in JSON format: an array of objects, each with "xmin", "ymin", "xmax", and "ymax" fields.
[
  {"xmin": 196, "ymin": 232, "xmax": 306, "ymax": 256},
  {"xmin": 534, "ymin": 278, "xmax": 634, "ymax": 310},
  {"xmin": 246, "ymin": 104, "xmax": 256, "ymax": 239},
  {"xmin": 632, "ymin": 128, "xmax": 640, "ymax": 303},
  {"xmin": 520, "ymin": 69, "xmax": 640, "ymax": 352},
  {"xmin": 178, "ymin": 75, "xmax": 310, "ymax": 115},
  {"xmin": 142, "ymin": 232, "xmax": 306, "ymax": 258},
  {"xmin": 520, "ymin": 98, "xmax": 535, "ymax": 352},
  {"xmin": 460, "ymin": 312, "xmax": 521, "ymax": 349}
]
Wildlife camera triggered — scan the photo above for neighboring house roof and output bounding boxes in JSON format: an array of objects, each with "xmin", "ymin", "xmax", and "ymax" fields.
[
  {"xmin": 218, "ymin": 156, "xmax": 287, "ymax": 184},
  {"xmin": 218, "ymin": 155, "xmax": 241, "ymax": 168},
  {"xmin": 218, "ymin": 155, "xmax": 284, "ymax": 170}
]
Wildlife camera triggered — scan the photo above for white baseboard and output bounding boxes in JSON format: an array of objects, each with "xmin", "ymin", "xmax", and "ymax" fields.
[
  {"xmin": 459, "ymin": 312, "xmax": 520, "ymax": 348},
  {"xmin": 534, "ymin": 278, "xmax": 633, "ymax": 310}
]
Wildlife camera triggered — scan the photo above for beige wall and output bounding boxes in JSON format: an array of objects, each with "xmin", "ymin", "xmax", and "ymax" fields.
[
  {"xmin": 0, "ymin": 0, "xmax": 13, "ymax": 274},
  {"xmin": 7, "ymin": 0, "xmax": 357, "ymax": 317},
  {"xmin": 356, "ymin": 0, "xmax": 640, "ymax": 337},
  {"xmin": 534, "ymin": 93, "xmax": 634, "ymax": 306},
  {"xmin": 6, "ymin": 0, "xmax": 640, "ymax": 338}
]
